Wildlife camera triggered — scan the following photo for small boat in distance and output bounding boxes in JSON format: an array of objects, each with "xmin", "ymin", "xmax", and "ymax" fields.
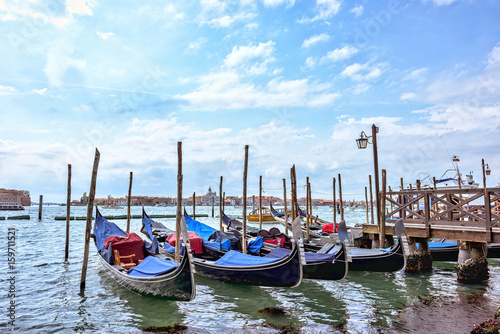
[
  {"xmin": 0, "ymin": 202, "xmax": 25, "ymax": 211},
  {"xmin": 101, "ymin": 205, "xmax": 124, "ymax": 209},
  {"xmin": 248, "ymin": 207, "xmax": 276, "ymax": 222}
]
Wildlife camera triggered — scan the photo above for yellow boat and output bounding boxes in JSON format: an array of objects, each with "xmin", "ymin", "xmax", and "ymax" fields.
[{"xmin": 247, "ymin": 207, "xmax": 276, "ymax": 222}]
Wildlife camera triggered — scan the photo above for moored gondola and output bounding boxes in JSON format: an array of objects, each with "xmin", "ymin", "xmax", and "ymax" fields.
[
  {"xmin": 94, "ymin": 207, "xmax": 196, "ymax": 301},
  {"xmin": 142, "ymin": 209, "xmax": 304, "ymax": 288}
]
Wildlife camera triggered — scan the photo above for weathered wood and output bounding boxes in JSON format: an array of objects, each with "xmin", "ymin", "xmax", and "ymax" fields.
[
  {"xmin": 290, "ymin": 165, "xmax": 297, "ymax": 221},
  {"xmin": 223, "ymin": 192, "xmax": 225, "ymax": 212},
  {"xmin": 80, "ymin": 148, "xmax": 100, "ymax": 291},
  {"xmin": 175, "ymin": 142, "xmax": 183, "ymax": 262},
  {"xmin": 485, "ymin": 188, "xmax": 492, "ymax": 243},
  {"xmin": 333, "ymin": 177, "xmax": 336, "ymax": 225},
  {"xmin": 259, "ymin": 175, "xmax": 263, "ymax": 230},
  {"xmin": 65, "ymin": 164, "xmax": 71, "ymax": 260},
  {"xmin": 365, "ymin": 186, "xmax": 369, "ymax": 224},
  {"xmin": 283, "ymin": 178, "xmax": 288, "ymax": 235},
  {"xmin": 380, "ymin": 169, "xmax": 386, "ymax": 247},
  {"xmin": 338, "ymin": 173, "xmax": 344, "ymax": 221},
  {"xmin": 219, "ymin": 176, "xmax": 223, "ymax": 231},
  {"xmin": 369, "ymin": 175, "xmax": 374, "ymax": 224},
  {"xmin": 193, "ymin": 192, "xmax": 196, "ymax": 220},
  {"xmin": 242, "ymin": 145, "xmax": 248, "ymax": 254},
  {"xmin": 38, "ymin": 195, "xmax": 43, "ymax": 221},
  {"xmin": 371, "ymin": 124, "xmax": 381, "ymax": 228},
  {"xmin": 306, "ymin": 177, "xmax": 310, "ymax": 241},
  {"xmin": 126, "ymin": 171, "xmax": 133, "ymax": 234}
]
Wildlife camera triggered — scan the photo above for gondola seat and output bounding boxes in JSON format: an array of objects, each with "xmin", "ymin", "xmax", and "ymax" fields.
[{"xmin": 114, "ymin": 250, "xmax": 142, "ymax": 269}]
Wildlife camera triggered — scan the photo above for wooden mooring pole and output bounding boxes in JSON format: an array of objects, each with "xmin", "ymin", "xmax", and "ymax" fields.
[
  {"xmin": 290, "ymin": 165, "xmax": 297, "ymax": 221},
  {"xmin": 80, "ymin": 148, "xmax": 100, "ymax": 292},
  {"xmin": 365, "ymin": 186, "xmax": 369, "ymax": 225},
  {"xmin": 126, "ymin": 172, "xmax": 133, "ymax": 234},
  {"xmin": 175, "ymin": 142, "xmax": 182, "ymax": 263},
  {"xmin": 333, "ymin": 177, "xmax": 336, "ymax": 228},
  {"xmin": 369, "ymin": 175, "xmax": 374, "ymax": 224},
  {"xmin": 38, "ymin": 195, "xmax": 43, "ymax": 221},
  {"xmin": 219, "ymin": 176, "xmax": 223, "ymax": 231},
  {"xmin": 338, "ymin": 174, "xmax": 344, "ymax": 221},
  {"xmin": 283, "ymin": 178, "xmax": 288, "ymax": 235},
  {"xmin": 242, "ymin": 145, "xmax": 249, "ymax": 254},
  {"xmin": 306, "ymin": 177, "xmax": 310, "ymax": 241},
  {"xmin": 65, "ymin": 164, "xmax": 71, "ymax": 261},
  {"xmin": 193, "ymin": 192, "xmax": 196, "ymax": 220},
  {"xmin": 259, "ymin": 175, "xmax": 263, "ymax": 230}
]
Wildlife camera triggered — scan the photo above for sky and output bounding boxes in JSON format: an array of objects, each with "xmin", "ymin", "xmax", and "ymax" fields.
[{"xmin": 1, "ymin": 0, "xmax": 500, "ymax": 203}]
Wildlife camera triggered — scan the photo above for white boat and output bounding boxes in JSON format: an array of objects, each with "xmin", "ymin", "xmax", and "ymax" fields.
[{"xmin": 0, "ymin": 202, "xmax": 25, "ymax": 210}]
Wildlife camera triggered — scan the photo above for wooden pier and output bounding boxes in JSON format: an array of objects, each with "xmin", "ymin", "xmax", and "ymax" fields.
[
  {"xmin": 361, "ymin": 187, "xmax": 500, "ymax": 281},
  {"xmin": 362, "ymin": 187, "xmax": 500, "ymax": 243}
]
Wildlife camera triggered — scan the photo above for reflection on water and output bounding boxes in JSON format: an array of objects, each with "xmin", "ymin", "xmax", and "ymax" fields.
[{"xmin": 0, "ymin": 205, "xmax": 499, "ymax": 333}]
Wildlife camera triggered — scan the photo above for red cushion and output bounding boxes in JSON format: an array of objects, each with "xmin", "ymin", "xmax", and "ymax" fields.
[
  {"xmin": 104, "ymin": 233, "xmax": 146, "ymax": 262},
  {"xmin": 166, "ymin": 231, "xmax": 204, "ymax": 254},
  {"xmin": 321, "ymin": 223, "xmax": 337, "ymax": 233}
]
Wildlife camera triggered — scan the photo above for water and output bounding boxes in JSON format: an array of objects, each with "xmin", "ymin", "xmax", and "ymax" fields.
[{"xmin": 1, "ymin": 206, "xmax": 499, "ymax": 333}]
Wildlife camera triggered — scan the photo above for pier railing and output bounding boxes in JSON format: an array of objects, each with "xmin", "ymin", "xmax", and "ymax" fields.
[{"xmin": 363, "ymin": 187, "xmax": 500, "ymax": 243}]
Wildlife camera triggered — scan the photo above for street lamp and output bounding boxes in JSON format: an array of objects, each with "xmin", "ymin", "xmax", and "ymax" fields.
[
  {"xmin": 356, "ymin": 124, "xmax": 380, "ymax": 229},
  {"xmin": 482, "ymin": 159, "xmax": 491, "ymax": 188}
]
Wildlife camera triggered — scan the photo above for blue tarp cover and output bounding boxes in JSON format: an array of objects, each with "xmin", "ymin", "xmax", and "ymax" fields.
[
  {"xmin": 142, "ymin": 217, "xmax": 155, "ymax": 240},
  {"xmin": 184, "ymin": 214, "xmax": 218, "ymax": 240},
  {"xmin": 248, "ymin": 236, "xmax": 263, "ymax": 253},
  {"xmin": 265, "ymin": 247, "xmax": 335, "ymax": 263},
  {"xmin": 164, "ymin": 241, "xmax": 184, "ymax": 255},
  {"xmin": 214, "ymin": 250, "xmax": 280, "ymax": 266},
  {"xmin": 127, "ymin": 256, "xmax": 179, "ymax": 277},
  {"xmin": 94, "ymin": 214, "xmax": 126, "ymax": 251},
  {"xmin": 427, "ymin": 242, "xmax": 457, "ymax": 249}
]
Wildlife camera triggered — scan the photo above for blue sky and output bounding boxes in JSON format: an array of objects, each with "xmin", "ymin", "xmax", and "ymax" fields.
[{"xmin": 1, "ymin": 0, "xmax": 499, "ymax": 202}]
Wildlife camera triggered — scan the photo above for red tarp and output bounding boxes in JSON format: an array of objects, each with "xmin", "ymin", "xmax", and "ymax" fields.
[
  {"xmin": 321, "ymin": 223, "xmax": 338, "ymax": 234},
  {"xmin": 263, "ymin": 237, "xmax": 287, "ymax": 248},
  {"xmin": 166, "ymin": 231, "xmax": 204, "ymax": 254},
  {"xmin": 104, "ymin": 233, "xmax": 146, "ymax": 263}
]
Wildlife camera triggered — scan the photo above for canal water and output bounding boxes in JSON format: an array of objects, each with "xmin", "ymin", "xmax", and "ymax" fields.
[{"xmin": 1, "ymin": 205, "xmax": 499, "ymax": 333}]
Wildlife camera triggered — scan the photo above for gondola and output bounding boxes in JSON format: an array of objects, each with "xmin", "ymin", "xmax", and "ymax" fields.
[
  {"xmin": 428, "ymin": 240, "xmax": 500, "ymax": 261},
  {"xmin": 222, "ymin": 211, "xmax": 349, "ymax": 280},
  {"xmin": 271, "ymin": 205, "xmax": 406, "ymax": 272},
  {"xmin": 142, "ymin": 209, "xmax": 304, "ymax": 288},
  {"xmin": 94, "ymin": 207, "xmax": 196, "ymax": 301}
]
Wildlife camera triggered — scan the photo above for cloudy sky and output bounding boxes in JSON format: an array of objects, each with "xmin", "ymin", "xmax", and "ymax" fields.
[{"xmin": 1, "ymin": 0, "xmax": 499, "ymax": 203}]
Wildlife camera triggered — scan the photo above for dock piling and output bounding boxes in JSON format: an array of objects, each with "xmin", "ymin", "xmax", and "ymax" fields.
[
  {"xmin": 242, "ymin": 145, "xmax": 248, "ymax": 254},
  {"xmin": 38, "ymin": 195, "xmax": 43, "ymax": 221},
  {"xmin": 65, "ymin": 164, "xmax": 71, "ymax": 261},
  {"xmin": 456, "ymin": 241, "xmax": 488, "ymax": 283},
  {"xmin": 175, "ymin": 142, "xmax": 182, "ymax": 262}
]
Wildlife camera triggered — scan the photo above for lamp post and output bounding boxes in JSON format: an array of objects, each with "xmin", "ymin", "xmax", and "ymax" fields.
[
  {"xmin": 356, "ymin": 124, "xmax": 380, "ymax": 228},
  {"xmin": 482, "ymin": 159, "xmax": 491, "ymax": 188}
]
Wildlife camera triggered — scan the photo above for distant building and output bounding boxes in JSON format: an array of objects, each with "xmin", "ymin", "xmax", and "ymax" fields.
[{"xmin": 0, "ymin": 189, "xmax": 31, "ymax": 206}]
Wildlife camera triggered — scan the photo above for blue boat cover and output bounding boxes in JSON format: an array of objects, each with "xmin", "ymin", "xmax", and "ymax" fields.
[
  {"xmin": 214, "ymin": 250, "xmax": 280, "ymax": 266},
  {"xmin": 265, "ymin": 247, "xmax": 335, "ymax": 263},
  {"xmin": 427, "ymin": 242, "xmax": 457, "ymax": 249},
  {"xmin": 248, "ymin": 236, "xmax": 263, "ymax": 253},
  {"xmin": 142, "ymin": 217, "xmax": 155, "ymax": 240},
  {"xmin": 184, "ymin": 214, "xmax": 218, "ymax": 240},
  {"xmin": 127, "ymin": 256, "xmax": 179, "ymax": 277},
  {"xmin": 145, "ymin": 236, "xmax": 160, "ymax": 255},
  {"xmin": 164, "ymin": 241, "xmax": 185, "ymax": 255},
  {"xmin": 94, "ymin": 214, "xmax": 126, "ymax": 251}
]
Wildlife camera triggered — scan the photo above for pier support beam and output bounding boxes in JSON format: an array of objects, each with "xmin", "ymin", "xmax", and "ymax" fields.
[
  {"xmin": 456, "ymin": 241, "xmax": 489, "ymax": 283},
  {"xmin": 406, "ymin": 237, "xmax": 432, "ymax": 273}
]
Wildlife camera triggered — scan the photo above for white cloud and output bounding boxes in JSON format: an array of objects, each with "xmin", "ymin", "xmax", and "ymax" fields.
[
  {"xmin": 0, "ymin": 85, "xmax": 18, "ymax": 95},
  {"xmin": 97, "ymin": 32, "xmax": 115, "ymax": 40},
  {"xmin": 299, "ymin": 0, "xmax": 342, "ymax": 23},
  {"xmin": 401, "ymin": 92, "xmax": 417, "ymax": 101},
  {"xmin": 67, "ymin": 0, "xmax": 94, "ymax": 16},
  {"xmin": 187, "ymin": 37, "xmax": 208, "ymax": 52},
  {"xmin": 422, "ymin": 0, "xmax": 458, "ymax": 6},
  {"xmin": 341, "ymin": 62, "xmax": 386, "ymax": 81},
  {"xmin": 263, "ymin": 0, "xmax": 295, "ymax": 9},
  {"xmin": 301, "ymin": 33, "xmax": 331, "ymax": 48},
  {"xmin": 224, "ymin": 41, "xmax": 276, "ymax": 71},
  {"xmin": 322, "ymin": 46, "xmax": 358, "ymax": 62},
  {"xmin": 351, "ymin": 5, "xmax": 364, "ymax": 16},
  {"xmin": 44, "ymin": 44, "xmax": 87, "ymax": 87},
  {"xmin": 404, "ymin": 68, "xmax": 428, "ymax": 81}
]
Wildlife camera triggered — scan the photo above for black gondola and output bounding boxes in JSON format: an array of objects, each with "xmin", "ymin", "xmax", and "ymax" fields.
[
  {"xmin": 142, "ymin": 209, "xmax": 304, "ymax": 288},
  {"xmin": 222, "ymin": 211, "xmax": 349, "ymax": 280},
  {"xmin": 94, "ymin": 207, "xmax": 196, "ymax": 301},
  {"xmin": 428, "ymin": 240, "xmax": 500, "ymax": 261}
]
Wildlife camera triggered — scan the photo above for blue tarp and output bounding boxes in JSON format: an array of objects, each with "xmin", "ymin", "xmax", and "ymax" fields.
[
  {"xmin": 142, "ymin": 217, "xmax": 155, "ymax": 240},
  {"xmin": 94, "ymin": 214, "xmax": 126, "ymax": 251},
  {"xmin": 214, "ymin": 250, "xmax": 280, "ymax": 266},
  {"xmin": 248, "ymin": 236, "xmax": 263, "ymax": 253},
  {"xmin": 184, "ymin": 214, "xmax": 218, "ymax": 240},
  {"xmin": 427, "ymin": 242, "xmax": 457, "ymax": 249},
  {"xmin": 145, "ymin": 236, "xmax": 160, "ymax": 255},
  {"xmin": 265, "ymin": 247, "xmax": 335, "ymax": 263},
  {"xmin": 127, "ymin": 256, "xmax": 179, "ymax": 277},
  {"xmin": 164, "ymin": 242, "xmax": 184, "ymax": 256}
]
